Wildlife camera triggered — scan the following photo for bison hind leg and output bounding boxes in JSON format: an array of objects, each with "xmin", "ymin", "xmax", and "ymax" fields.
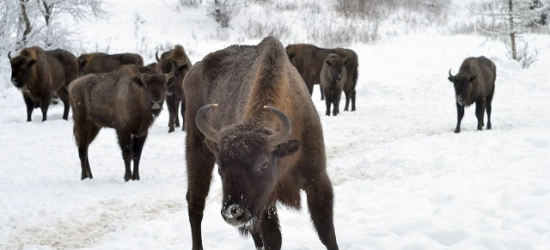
[{"xmin": 75, "ymin": 122, "xmax": 101, "ymax": 180}]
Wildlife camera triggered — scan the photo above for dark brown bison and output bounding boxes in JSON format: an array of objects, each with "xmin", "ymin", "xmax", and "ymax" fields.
[
  {"xmin": 184, "ymin": 37, "xmax": 339, "ymax": 250},
  {"xmin": 77, "ymin": 52, "xmax": 144, "ymax": 76},
  {"xmin": 448, "ymin": 56, "xmax": 496, "ymax": 133},
  {"xmin": 321, "ymin": 53, "xmax": 347, "ymax": 116},
  {"xmin": 155, "ymin": 45, "xmax": 193, "ymax": 133},
  {"xmin": 8, "ymin": 47, "xmax": 77, "ymax": 122},
  {"xmin": 286, "ymin": 44, "xmax": 358, "ymax": 112},
  {"xmin": 69, "ymin": 64, "xmax": 175, "ymax": 181}
]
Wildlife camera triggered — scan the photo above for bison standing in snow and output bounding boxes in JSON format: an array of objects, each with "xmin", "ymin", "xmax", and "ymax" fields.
[
  {"xmin": 155, "ymin": 45, "xmax": 193, "ymax": 133},
  {"xmin": 321, "ymin": 53, "xmax": 347, "ymax": 116},
  {"xmin": 184, "ymin": 37, "xmax": 339, "ymax": 250},
  {"xmin": 69, "ymin": 64, "xmax": 175, "ymax": 181},
  {"xmin": 448, "ymin": 56, "xmax": 496, "ymax": 133},
  {"xmin": 8, "ymin": 47, "xmax": 77, "ymax": 122}
]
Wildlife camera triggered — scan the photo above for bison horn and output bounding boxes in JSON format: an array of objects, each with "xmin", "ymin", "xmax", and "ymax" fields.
[
  {"xmin": 448, "ymin": 69, "xmax": 453, "ymax": 78},
  {"xmin": 8, "ymin": 51, "xmax": 12, "ymax": 60},
  {"xmin": 166, "ymin": 62, "xmax": 176, "ymax": 78},
  {"xmin": 155, "ymin": 50, "xmax": 161, "ymax": 63},
  {"xmin": 196, "ymin": 104, "xmax": 220, "ymax": 142},
  {"xmin": 264, "ymin": 106, "xmax": 292, "ymax": 147}
]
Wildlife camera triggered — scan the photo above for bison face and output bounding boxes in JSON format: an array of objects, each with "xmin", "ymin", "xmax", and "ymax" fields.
[
  {"xmin": 9, "ymin": 56, "xmax": 37, "ymax": 89},
  {"xmin": 448, "ymin": 74, "xmax": 476, "ymax": 106},
  {"xmin": 132, "ymin": 65, "xmax": 176, "ymax": 117},
  {"xmin": 325, "ymin": 54, "xmax": 347, "ymax": 83},
  {"xmin": 196, "ymin": 105, "xmax": 300, "ymax": 230}
]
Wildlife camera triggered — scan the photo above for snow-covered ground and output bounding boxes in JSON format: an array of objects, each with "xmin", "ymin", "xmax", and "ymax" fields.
[{"xmin": 1, "ymin": 1, "xmax": 550, "ymax": 249}]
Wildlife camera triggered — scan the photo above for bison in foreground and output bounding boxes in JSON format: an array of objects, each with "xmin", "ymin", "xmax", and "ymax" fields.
[
  {"xmin": 69, "ymin": 64, "xmax": 175, "ymax": 181},
  {"xmin": 77, "ymin": 52, "xmax": 144, "ymax": 76},
  {"xmin": 321, "ymin": 53, "xmax": 347, "ymax": 116},
  {"xmin": 448, "ymin": 56, "xmax": 496, "ymax": 133},
  {"xmin": 184, "ymin": 37, "xmax": 339, "ymax": 250},
  {"xmin": 9, "ymin": 47, "xmax": 77, "ymax": 122},
  {"xmin": 155, "ymin": 45, "xmax": 193, "ymax": 133},
  {"xmin": 286, "ymin": 43, "xmax": 358, "ymax": 112}
]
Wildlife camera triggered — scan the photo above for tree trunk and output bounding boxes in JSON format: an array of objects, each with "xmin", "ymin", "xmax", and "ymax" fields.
[
  {"xmin": 17, "ymin": 0, "xmax": 32, "ymax": 49},
  {"xmin": 508, "ymin": 0, "xmax": 517, "ymax": 60}
]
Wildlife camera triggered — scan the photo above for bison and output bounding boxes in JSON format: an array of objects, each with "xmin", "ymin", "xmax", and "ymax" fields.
[
  {"xmin": 321, "ymin": 53, "xmax": 347, "ymax": 116},
  {"xmin": 184, "ymin": 37, "xmax": 339, "ymax": 250},
  {"xmin": 68, "ymin": 64, "xmax": 175, "ymax": 181},
  {"xmin": 285, "ymin": 43, "xmax": 358, "ymax": 112},
  {"xmin": 448, "ymin": 56, "xmax": 496, "ymax": 133},
  {"xmin": 8, "ymin": 46, "xmax": 77, "ymax": 122},
  {"xmin": 77, "ymin": 52, "xmax": 144, "ymax": 76},
  {"xmin": 155, "ymin": 45, "xmax": 193, "ymax": 133}
]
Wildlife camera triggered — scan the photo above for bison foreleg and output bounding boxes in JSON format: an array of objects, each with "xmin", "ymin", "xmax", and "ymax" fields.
[
  {"xmin": 131, "ymin": 134, "xmax": 147, "ymax": 181},
  {"xmin": 351, "ymin": 90, "xmax": 356, "ymax": 111},
  {"xmin": 23, "ymin": 94, "xmax": 34, "ymax": 122},
  {"xmin": 117, "ymin": 131, "xmax": 134, "ymax": 182},
  {"xmin": 455, "ymin": 102, "xmax": 465, "ymax": 133},
  {"xmin": 40, "ymin": 94, "xmax": 52, "ymax": 122},
  {"xmin": 333, "ymin": 91, "xmax": 343, "ymax": 116},
  {"xmin": 325, "ymin": 94, "xmax": 332, "ymax": 116},
  {"xmin": 305, "ymin": 174, "xmax": 339, "ymax": 250},
  {"xmin": 343, "ymin": 91, "xmax": 350, "ymax": 112},
  {"xmin": 255, "ymin": 205, "xmax": 282, "ymax": 250},
  {"xmin": 186, "ymin": 134, "xmax": 216, "ymax": 250}
]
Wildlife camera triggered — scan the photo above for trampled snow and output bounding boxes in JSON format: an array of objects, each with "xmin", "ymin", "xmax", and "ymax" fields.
[{"xmin": 1, "ymin": 1, "xmax": 549, "ymax": 249}]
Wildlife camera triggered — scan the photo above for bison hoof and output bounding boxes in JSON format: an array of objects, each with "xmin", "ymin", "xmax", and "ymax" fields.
[{"xmin": 168, "ymin": 128, "xmax": 175, "ymax": 133}]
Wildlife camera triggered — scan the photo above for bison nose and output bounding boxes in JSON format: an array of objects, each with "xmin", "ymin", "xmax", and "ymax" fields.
[
  {"xmin": 336, "ymin": 74, "xmax": 342, "ymax": 81},
  {"xmin": 221, "ymin": 204, "xmax": 250, "ymax": 227},
  {"xmin": 152, "ymin": 102, "xmax": 161, "ymax": 110}
]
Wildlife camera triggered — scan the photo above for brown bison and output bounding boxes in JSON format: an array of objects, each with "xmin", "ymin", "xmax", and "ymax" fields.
[
  {"xmin": 184, "ymin": 37, "xmax": 339, "ymax": 250},
  {"xmin": 321, "ymin": 53, "xmax": 347, "ymax": 116},
  {"xmin": 286, "ymin": 44, "xmax": 358, "ymax": 112},
  {"xmin": 77, "ymin": 52, "xmax": 144, "ymax": 76},
  {"xmin": 69, "ymin": 64, "xmax": 175, "ymax": 181},
  {"xmin": 448, "ymin": 56, "xmax": 496, "ymax": 133},
  {"xmin": 8, "ymin": 47, "xmax": 77, "ymax": 122},
  {"xmin": 155, "ymin": 45, "xmax": 193, "ymax": 133}
]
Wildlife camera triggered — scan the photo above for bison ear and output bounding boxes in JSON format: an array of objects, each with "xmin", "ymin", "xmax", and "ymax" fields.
[
  {"xmin": 27, "ymin": 59, "xmax": 37, "ymax": 67},
  {"xmin": 178, "ymin": 64, "xmax": 188, "ymax": 72},
  {"xmin": 132, "ymin": 76, "xmax": 147, "ymax": 88},
  {"xmin": 325, "ymin": 60, "xmax": 332, "ymax": 66},
  {"xmin": 273, "ymin": 139, "xmax": 300, "ymax": 158},
  {"xmin": 468, "ymin": 75, "xmax": 477, "ymax": 82}
]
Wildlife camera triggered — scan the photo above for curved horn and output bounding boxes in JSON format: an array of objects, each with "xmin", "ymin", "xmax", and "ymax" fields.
[
  {"xmin": 448, "ymin": 69, "xmax": 453, "ymax": 78},
  {"xmin": 195, "ymin": 104, "xmax": 220, "ymax": 142},
  {"xmin": 8, "ymin": 51, "xmax": 12, "ymax": 60},
  {"xmin": 264, "ymin": 106, "xmax": 292, "ymax": 147},
  {"xmin": 166, "ymin": 62, "xmax": 176, "ymax": 78},
  {"xmin": 155, "ymin": 50, "xmax": 161, "ymax": 63}
]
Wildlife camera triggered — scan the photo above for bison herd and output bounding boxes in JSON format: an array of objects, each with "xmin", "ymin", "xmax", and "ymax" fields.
[{"xmin": 7, "ymin": 36, "xmax": 497, "ymax": 250}]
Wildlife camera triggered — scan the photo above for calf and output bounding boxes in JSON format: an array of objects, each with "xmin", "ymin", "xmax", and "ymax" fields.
[
  {"xmin": 321, "ymin": 53, "xmax": 347, "ymax": 116},
  {"xmin": 69, "ymin": 64, "xmax": 175, "ymax": 181},
  {"xmin": 448, "ymin": 56, "xmax": 496, "ymax": 133}
]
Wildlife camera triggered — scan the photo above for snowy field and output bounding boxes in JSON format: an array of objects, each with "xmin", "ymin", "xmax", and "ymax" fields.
[{"xmin": 1, "ymin": 0, "xmax": 550, "ymax": 249}]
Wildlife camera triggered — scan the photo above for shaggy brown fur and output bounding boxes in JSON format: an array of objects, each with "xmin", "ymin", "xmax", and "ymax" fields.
[
  {"xmin": 155, "ymin": 45, "xmax": 193, "ymax": 132},
  {"xmin": 77, "ymin": 52, "xmax": 144, "ymax": 76},
  {"xmin": 320, "ymin": 53, "xmax": 347, "ymax": 116},
  {"xmin": 184, "ymin": 37, "xmax": 339, "ymax": 250},
  {"xmin": 448, "ymin": 56, "xmax": 496, "ymax": 133},
  {"xmin": 285, "ymin": 44, "xmax": 358, "ymax": 111},
  {"xmin": 69, "ymin": 64, "xmax": 175, "ymax": 181},
  {"xmin": 8, "ymin": 46, "xmax": 77, "ymax": 121}
]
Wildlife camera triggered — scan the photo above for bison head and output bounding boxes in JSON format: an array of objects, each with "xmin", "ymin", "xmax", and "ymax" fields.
[
  {"xmin": 132, "ymin": 63, "xmax": 176, "ymax": 117},
  {"xmin": 324, "ymin": 53, "xmax": 347, "ymax": 83},
  {"xmin": 196, "ymin": 104, "xmax": 300, "ymax": 230},
  {"xmin": 448, "ymin": 69, "xmax": 476, "ymax": 106},
  {"xmin": 8, "ymin": 52, "xmax": 37, "ymax": 89},
  {"xmin": 156, "ymin": 49, "xmax": 190, "ymax": 95}
]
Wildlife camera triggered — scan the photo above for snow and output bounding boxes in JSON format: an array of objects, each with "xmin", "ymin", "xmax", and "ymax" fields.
[{"xmin": 1, "ymin": 0, "xmax": 550, "ymax": 249}]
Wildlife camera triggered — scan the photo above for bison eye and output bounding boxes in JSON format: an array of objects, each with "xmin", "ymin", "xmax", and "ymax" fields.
[{"xmin": 256, "ymin": 163, "xmax": 268, "ymax": 172}]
